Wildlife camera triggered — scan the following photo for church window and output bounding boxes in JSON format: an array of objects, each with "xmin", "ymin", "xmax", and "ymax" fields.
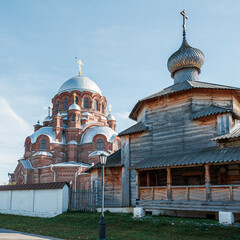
[
  {"xmin": 94, "ymin": 100, "xmax": 98, "ymax": 111},
  {"xmin": 27, "ymin": 142, "xmax": 31, "ymax": 152},
  {"xmin": 40, "ymin": 140, "xmax": 46, "ymax": 150},
  {"xmin": 75, "ymin": 97, "xmax": 79, "ymax": 104},
  {"xmin": 64, "ymin": 98, "xmax": 68, "ymax": 109},
  {"xmin": 57, "ymin": 102, "xmax": 60, "ymax": 112},
  {"xmin": 77, "ymin": 115, "xmax": 79, "ymax": 121},
  {"xmin": 84, "ymin": 97, "xmax": 89, "ymax": 108},
  {"xmin": 72, "ymin": 114, "xmax": 75, "ymax": 121},
  {"xmin": 102, "ymin": 103, "xmax": 104, "ymax": 112},
  {"xmin": 114, "ymin": 140, "xmax": 119, "ymax": 151},
  {"xmin": 97, "ymin": 139, "xmax": 103, "ymax": 150}
]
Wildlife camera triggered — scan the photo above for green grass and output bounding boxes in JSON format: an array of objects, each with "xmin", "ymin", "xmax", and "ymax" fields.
[{"xmin": 0, "ymin": 211, "xmax": 239, "ymax": 240}]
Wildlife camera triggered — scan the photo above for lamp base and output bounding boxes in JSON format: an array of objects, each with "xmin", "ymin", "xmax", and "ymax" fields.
[{"xmin": 99, "ymin": 215, "xmax": 106, "ymax": 240}]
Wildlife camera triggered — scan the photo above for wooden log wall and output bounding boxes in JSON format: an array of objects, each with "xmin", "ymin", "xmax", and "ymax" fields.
[{"xmin": 128, "ymin": 89, "xmax": 240, "ymax": 207}]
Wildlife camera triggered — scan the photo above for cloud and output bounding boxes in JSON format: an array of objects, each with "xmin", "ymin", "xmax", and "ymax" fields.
[
  {"xmin": 115, "ymin": 111, "xmax": 135, "ymax": 132},
  {"xmin": 0, "ymin": 96, "xmax": 32, "ymax": 184}
]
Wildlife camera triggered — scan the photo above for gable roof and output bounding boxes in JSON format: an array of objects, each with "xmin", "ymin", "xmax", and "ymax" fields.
[
  {"xmin": 130, "ymin": 81, "xmax": 240, "ymax": 120},
  {"xmin": 133, "ymin": 146, "xmax": 240, "ymax": 170},
  {"xmin": 191, "ymin": 105, "xmax": 240, "ymax": 120},
  {"xmin": 118, "ymin": 121, "xmax": 148, "ymax": 136},
  {"xmin": 0, "ymin": 182, "xmax": 68, "ymax": 191}
]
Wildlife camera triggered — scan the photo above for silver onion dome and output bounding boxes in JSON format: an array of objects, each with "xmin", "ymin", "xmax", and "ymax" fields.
[
  {"xmin": 167, "ymin": 37, "xmax": 204, "ymax": 77},
  {"xmin": 168, "ymin": 10, "xmax": 204, "ymax": 84}
]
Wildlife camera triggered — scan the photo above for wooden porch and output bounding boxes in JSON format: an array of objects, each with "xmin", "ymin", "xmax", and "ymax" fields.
[{"xmin": 136, "ymin": 164, "xmax": 240, "ymax": 212}]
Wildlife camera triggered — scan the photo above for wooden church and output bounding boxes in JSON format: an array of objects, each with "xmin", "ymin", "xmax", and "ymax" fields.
[{"xmin": 89, "ymin": 11, "xmax": 240, "ymax": 220}]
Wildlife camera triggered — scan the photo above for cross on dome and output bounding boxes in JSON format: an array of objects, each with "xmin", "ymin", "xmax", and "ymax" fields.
[
  {"xmin": 73, "ymin": 93, "xmax": 77, "ymax": 102},
  {"xmin": 108, "ymin": 104, "xmax": 112, "ymax": 113},
  {"xmin": 77, "ymin": 59, "xmax": 83, "ymax": 76},
  {"xmin": 180, "ymin": 10, "xmax": 188, "ymax": 37}
]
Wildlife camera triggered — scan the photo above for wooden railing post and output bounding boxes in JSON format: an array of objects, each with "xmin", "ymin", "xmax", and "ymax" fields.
[
  {"xmin": 205, "ymin": 164, "xmax": 211, "ymax": 202},
  {"xmin": 186, "ymin": 187, "xmax": 189, "ymax": 201},
  {"xmin": 167, "ymin": 168, "xmax": 172, "ymax": 201},
  {"xmin": 230, "ymin": 186, "xmax": 233, "ymax": 202}
]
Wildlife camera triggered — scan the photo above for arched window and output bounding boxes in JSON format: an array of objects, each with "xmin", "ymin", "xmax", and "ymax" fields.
[
  {"xmin": 97, "ymin": 139, "xmax": 103, "ymax": 150},
  {"xmin": 102, "ymin": 103, "xmax": 104, "ymax": 112},
  {"xmin": 114, "ymin": 140, "xmax": 119, "ymax": 151},
  {"xmin": 72, "ymin": 114, "xmax": 75, "ymax": 121},
  {"xmin": 94, "ymin": 100, "xmax": 98, "ymax": 111},
  {"xmin": 27, "ymin": 142, "xmax": 31, "ymax": 152},
  {"xmin": 57, "ymin": 102, "xmax": 60, "ymax": 112},
  {"xmin": 41, "ymin": 140, "xmax": 46, "ymax": 150},
  {"xmin": 64, "ymin": 98, "xmax": 68, "ymax": 109},
  {"xmin": 75, "ymin": 97, "xmax": 79, "ymax": 104},
  {"xmin": 77, "ymin": 115, "xmax": 79, "ymax": 121},
  {"xmin": 84, "ymin": 97, "xmax": 89, "ymax": 108}
]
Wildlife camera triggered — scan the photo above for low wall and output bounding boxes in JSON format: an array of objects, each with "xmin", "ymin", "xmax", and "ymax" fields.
[{"xmin": 0, "ymin": 183, "xmax": 69, "ymax": 218}]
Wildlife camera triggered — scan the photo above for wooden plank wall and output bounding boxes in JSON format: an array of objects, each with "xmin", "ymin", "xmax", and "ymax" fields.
[
  {"xmin": 97, "ymin": 167, "xmax": 123, "ymax": 207},
  {"xmin": 128, "ymin": 90, "xmax": 235, "ymax": 206}
]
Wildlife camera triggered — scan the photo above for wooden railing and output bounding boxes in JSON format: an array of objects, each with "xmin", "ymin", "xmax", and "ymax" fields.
[{"xmin": 139, "ymin": 185, "xmax": 240, "ymax": 202}]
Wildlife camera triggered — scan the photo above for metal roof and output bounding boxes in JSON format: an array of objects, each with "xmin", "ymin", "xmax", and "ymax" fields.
[
  {"xmin": 80, "ymin": 126, "xmax": 117, "ymax": 145},
  {"xmin": 118, "ymin": 121, "xmax": 148, "ymax": 136},
  {"xmin": 133, "ymin": 146, "xmax": 240, "ymax": 169},
  {"xmin": 87, "ymin": 149, "xmax": 122, "ymax": 172},
  {"xmin": 191, "ymin": 105, "xmax": 239, "ymax": 120},
  {"xmin": 58, "ymin": 76, "xmax": 102, "ymax": 95},
  {"xmin": 212, "ymin": 126, "xmax": 240, "ymax": 141},
  {"xmin": 0, "ymin": 182, "xmax": 68, "ymax": 191},
  {"xmin": 52, "ymin": 161, "xmax": 91, "ymax": 168},
  {"xmin": 20, "ymin": 160, "xmax": 33, "ymax": 169},
  {"xmin": 129, "ymin": 80, "xmax": 240, "ymax": 120}
]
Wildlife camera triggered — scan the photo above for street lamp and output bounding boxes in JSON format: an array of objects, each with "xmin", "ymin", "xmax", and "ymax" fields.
[{"xmin": 99, "ymin": 153, "xmax": 107, "ymax": 240}]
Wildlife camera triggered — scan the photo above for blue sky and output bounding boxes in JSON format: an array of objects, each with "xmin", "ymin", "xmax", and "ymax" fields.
[{"xmin": 1, "ymin": 0, "xmax": 240, "ymax": 184}]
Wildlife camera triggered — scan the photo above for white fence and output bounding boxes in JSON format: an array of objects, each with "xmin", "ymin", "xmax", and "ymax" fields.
[{"xmin": 0, "ymin": 183, "xmax": 69, "ymax": 218}]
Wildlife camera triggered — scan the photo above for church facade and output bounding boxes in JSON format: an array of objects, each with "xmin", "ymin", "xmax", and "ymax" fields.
[
  {"xmin": 12, "ymin": 68, "xmax": 120, "ymax": 189},
  {"xmin": 89, "ymin": 11, "xmax": 240, "ymax": 220}
]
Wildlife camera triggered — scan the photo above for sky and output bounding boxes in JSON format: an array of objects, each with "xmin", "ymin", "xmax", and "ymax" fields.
[{"xmin": 1, "ymin": 0, "xmax": 240, "ymax": 184}]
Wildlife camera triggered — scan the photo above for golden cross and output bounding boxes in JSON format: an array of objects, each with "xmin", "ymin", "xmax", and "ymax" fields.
[
  {"xmin": 77, "ymin": 59, "xmax": 83, "ymax": 75},
  {"xmin": 73, "ymin": 93, "xmax": 77, "ymax": 102},
  {"xmin": 180, "ymin": 10, "xmax": 188, "ymax": 37}
]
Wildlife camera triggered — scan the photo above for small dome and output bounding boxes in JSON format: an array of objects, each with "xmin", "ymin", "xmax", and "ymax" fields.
[
  {"xmin": 107, "ymin": 113, "xmax": 116, "ymax": 121},
  {"xmin": 43, "ymin": 116, "xmax": 51, "ymax": 122},
  {"xmin": 58, "ymin": 76, "xmax": 102, "ymax": 95},
  {"xmin": 69, "ymin": 102, "xmax": 80, "ymax": 111},
  {"xmin": 67, "ymin": 140, "xmax": 78, "ymax": 145},
  {"xmin": 167, "ymin": 38, "xmax": 204, "ymax": 77},
  {"xmin": 82, "ymin": 112, "xmax": 93, "ymax": 116},
  {"xmin": 80, "ymin": 126, "xmax": 117, "ymax": 145}
]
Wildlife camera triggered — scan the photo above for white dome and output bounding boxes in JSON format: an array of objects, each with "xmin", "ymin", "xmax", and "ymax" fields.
[
  {"xmin": 107, "ymin": 113, "xmax": 116, "ymax": 121},
  {"xmin": 80, "ymin": 126, "xmax": 117, "ymax": 145},
  {"xmin": 69, "ymin": 102, "xmax": 80, "ymax": 111},
  {"xmin": 58, "ymin": 76, "xmax": 102, "ymax": 95},
  {"xmin": 43, "ymin": 115, "xmax": 51, "ymax": 122}
]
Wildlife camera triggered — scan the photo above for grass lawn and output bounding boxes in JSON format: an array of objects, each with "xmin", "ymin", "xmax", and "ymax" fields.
[{"xmin": 0, "ymin": 211, "xmax": 239, "ymax": 240}]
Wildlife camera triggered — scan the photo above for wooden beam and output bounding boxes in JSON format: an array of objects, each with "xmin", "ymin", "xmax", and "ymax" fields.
[
  {"xmin": 136, "ymin": 170, "xmax": 139, "ymax": 199},
  {"xmin": 167, "ymin": 168, "xmax": 172, "ymax": 201},
  {"xmin": 205, "ymin": 164, "xmax": 211, "ymax": 202}
]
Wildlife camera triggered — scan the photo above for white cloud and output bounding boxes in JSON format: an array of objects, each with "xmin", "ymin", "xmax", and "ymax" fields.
[
  {"xmin": 115, "ymin": 111, "xmax": 135, "ymax": 132},
  {"xmin": 0, "ymin": 96, "xmax": 32, "ymax": 184}
]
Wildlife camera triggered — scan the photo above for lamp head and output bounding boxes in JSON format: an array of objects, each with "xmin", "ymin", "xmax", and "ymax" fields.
[{"xmin": 99, "ymin": 153, "xmax": 107, "ymax": 165}]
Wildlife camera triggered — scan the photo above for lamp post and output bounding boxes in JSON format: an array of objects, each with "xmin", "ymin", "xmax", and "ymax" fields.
[{"xmin": 99, "ymin": 153, "xmax": 107, "ymax": 240}]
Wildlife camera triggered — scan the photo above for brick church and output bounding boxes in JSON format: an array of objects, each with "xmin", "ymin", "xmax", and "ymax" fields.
[{"xmin": 11, "ymin": 63, "xmax": 121, "ymax": 189}]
